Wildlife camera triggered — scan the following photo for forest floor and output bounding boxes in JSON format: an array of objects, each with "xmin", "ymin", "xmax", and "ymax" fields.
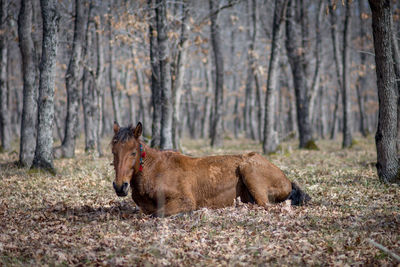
[{"xmin": 0, "ymin": 136, "xmax": 399, "ymax": 266}]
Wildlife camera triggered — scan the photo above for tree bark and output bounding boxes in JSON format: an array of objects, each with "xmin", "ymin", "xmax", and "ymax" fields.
[
  {"xmin": 201, "ymin": 59, "xmax": 212, "ymax": 139},
  {"xmin": 135, "ymin": 68, "xmax": 148, "ymax": 135},
  {"xmin": 18, "ymin": 0, "xmax": 38, "ymax": 167},
  {"xmin": 0, "ymin": 0, "xmax": 11, "ymax": 151},
  {"xmin": 148, "ymin": 0, "xmax": 161, "ymax": 148},
  {"xmin": 355, "ymin": 0, "xmax": 368, "ymax": 137},
  {"xmin": 82, "ymin": 6, "xmax": 97, "ymax": 153},
  {"xmin": 342, "ymin": 0, "xmax": 353, "ymax": 148},
  {"xmin": 263, "ymin": 0, "xmax": 288, "ymax": 154},
  {"xmin": 369, "ymin": 0, "xmax": 399, "ymax": 183},
  {"xmin": 60, "ymin": 0, "xmax": 86, "ymax": 158},
  {"xmin": 31, "ymin": 0, "xmax": 59, "ymax": 172},
  {"xmin": 244, "ymin": 0, "xmax": 257, "ymax": 141},
  {"xmin": 329, "ymin": 1, "xmax": 342, "ymax": 140},
  {"xmin": 156, "ymin": 0, "xmax": 173, "ymax": 150},
  {"xmin": 209, "ymin": 0, "xmax": 224, "ymax": 147},
  {"xmin": 171, "ymin": 1, "xmax": 188, "ymax": 150},
  {"xmin": 108, "ymin": 11, "xmax": 122, "ymax": 124},
  {"xmin": 308, "ymin": 0, "xmax": 324, "ymax": 124},
  {"xmin": 285, "ymin": 0, "xmax": 313, "ymax": 149}
]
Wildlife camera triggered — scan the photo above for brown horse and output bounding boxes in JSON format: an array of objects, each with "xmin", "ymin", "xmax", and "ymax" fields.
[{"xmin": 111, "ymin": 122, "xmax": 310, "ymax": 216}]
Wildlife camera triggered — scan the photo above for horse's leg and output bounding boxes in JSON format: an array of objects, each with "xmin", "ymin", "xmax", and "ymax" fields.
[
  {"xmin": 153, "ymin": 197, "xmax": 196, "ymax": 217},
  {"xmin": 239, "ymin": 155, "xmax": 292, "ymax": 207},
  {"xmin": 239, "ymin": 163, "xmax": 269, "ymax": 207}
]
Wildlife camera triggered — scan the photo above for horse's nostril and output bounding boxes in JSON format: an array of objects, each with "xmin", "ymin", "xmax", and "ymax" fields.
[{"xmin": 122, "ymin": 182, "xmax": 129, "ymax": 192}]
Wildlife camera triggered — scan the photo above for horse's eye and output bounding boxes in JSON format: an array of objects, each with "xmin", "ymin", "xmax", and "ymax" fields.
[{"xmin": 131, "ymin": 152, "xmax": 136, "ymax": 156}]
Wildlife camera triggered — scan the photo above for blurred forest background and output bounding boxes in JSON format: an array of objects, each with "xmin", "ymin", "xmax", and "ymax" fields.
[{"xmin": 0, "ymin": 0, "xmax": 399, "ymax": 183}]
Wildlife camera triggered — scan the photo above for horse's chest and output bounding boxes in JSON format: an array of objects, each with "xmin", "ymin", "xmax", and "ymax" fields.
[{"xmin": 130, "ymin": 175, "xmax": 159, "ymax": 213}]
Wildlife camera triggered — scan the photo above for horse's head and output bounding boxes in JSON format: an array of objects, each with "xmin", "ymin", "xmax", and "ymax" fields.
[{"xmin": 111, "ymin": 121, "xmax": 143, "ymax": 197}]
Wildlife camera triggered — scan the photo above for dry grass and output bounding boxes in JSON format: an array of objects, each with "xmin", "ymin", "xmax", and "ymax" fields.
[{"xmin": 0, "ymin": 136, "xmax": 399, "ymax": 266}]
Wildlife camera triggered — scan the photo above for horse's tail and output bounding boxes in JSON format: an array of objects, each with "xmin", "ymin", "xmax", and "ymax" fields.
[{"xmin": 288, "ymin": 182, "xmax": 311, "ymax": 206}]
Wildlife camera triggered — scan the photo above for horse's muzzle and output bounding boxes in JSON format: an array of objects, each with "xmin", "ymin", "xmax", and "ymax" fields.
[{"xmin": 113, "ymin": 181, "xmax": 129, "ymax": 197}]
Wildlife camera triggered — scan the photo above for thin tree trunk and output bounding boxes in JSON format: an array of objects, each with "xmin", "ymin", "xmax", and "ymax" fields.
[
  {"xmin": 308, "ymin": 0, "xmax": 324, "ymax": 124},
  {"xmin": 209, "ymin": 0, "xmax": 224, "ymax": 147},
  {"xmin": 201, "ymin": 59, "xmax": 212, "ymax": 139},
  {"xmin": 135, "ymin": 69, "xmax": 148, "ymax": 136},
  {"xmin": 369, "ymin": 0, "xmax": 399, "ymax": 183},
  {"xmin": 156, "ymin": 0, "xmax": 173, "ymax": 150},
  {"xmin": 342, "ymin": 0, "xmax": 353, "ymax": 148},
  {"xmin": 329, "ymin": 1, "xmax": 342, "ymax": 140},
  {"xmin": 254, "ymin": 74, "xmax": 263, "ymax": 141},
  {"xmin": 0, "ymin": 0, "xmax": 10, "ymax": 151},
  {"xmin": 32, "ymin": 0, "xmax": 59, "ymax": 171},
  {"xmin": 94, "ymin": 19, "xmax": 105, "ymax": 156},
  {"xmin": 148, "ymin": 0, "xmax": 161, "ymax": 148},
  {"xmin": 285, "ymin": 0, "xmax": 313, "ymax": 149},
  {"xmin": 82, "ymin": 6, "xmax": 97, "ymax": 153},
  {"xmin": 60, "ymin": 0, "xmax": 86, "ymax": 158},
  {"xmin": 244, "ymin": 0, "xmax": 257, "ymax": 140},
  {"xmin": 355, "ymin": 0, "xmax": 368, "ymax": 137},
  {"xmin": 18, "ymin": 0, "xmax": 38, "ymax": 167},
  {"xmin": 172, "ymin": 1, "xmax": 188, "ymax": 150},
  {"xmin": 263, "ymin": 0, "xmax": 288, "ymax": 154},
  {"xmin": 108, "ymin": 12, "xmax": 122, "ymax": 124}
]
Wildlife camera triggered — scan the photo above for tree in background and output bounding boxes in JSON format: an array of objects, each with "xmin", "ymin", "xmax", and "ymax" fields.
[
  {"xmin": 262, "ymin": 0, "xmax": 288, "ymax": 154},
  {"xmin": 148, "ymin": 0, "xmax": 161, "ymax": 148},
  {"xmin": 285, "ymin": 0, "xmax": 315, "ymax": 149},
  {"xmin": 156, "ymin": 0, "xmax": 173, "ymax": 150},
  {"xmin": 18, "ymin": 0, "xmax": 38, "ymax": 167},
  {"xmin": 369, "ymin": 0, "xmax": 400, "ymax": 184},
  {"xmin": 341, "ymin": 0, "xmax": 353, "ymax": 148},
  {"xmin": 0, "ymin": 0, "xmax": 10, "ymax": 152},
  {"xmin": 31, "ymin": 0, "xmax": 59, "ymax": 172},
  {"xmin": 59, "ymin": 0, "xmax": 87, "ymax": 158},
  {"xmin": 209, "ymin": 0, "xmax": 224, "ymax": 148},
  {"xmin": 171, "ymin": 1, "xmax": 189, "ymax": 150}
]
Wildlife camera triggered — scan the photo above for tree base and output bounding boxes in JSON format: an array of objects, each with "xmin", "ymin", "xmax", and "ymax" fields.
[{"xmin": 303, "ymin": 140, "xmax": 319, "ymax": 150}]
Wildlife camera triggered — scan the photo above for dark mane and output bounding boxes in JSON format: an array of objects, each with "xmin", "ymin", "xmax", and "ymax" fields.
[{"xmin": 112, "ymin": 125, "xmax": 135, "ymax": 144}]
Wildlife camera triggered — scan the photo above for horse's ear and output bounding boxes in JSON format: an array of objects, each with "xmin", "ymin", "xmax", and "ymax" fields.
[
  {"xmin": 134, "ymin": 122, "xmax": 143, "ymax": 139},
  {"xmin": 113, "ymin": 121, "xmax": 120, "ymax": 134}
]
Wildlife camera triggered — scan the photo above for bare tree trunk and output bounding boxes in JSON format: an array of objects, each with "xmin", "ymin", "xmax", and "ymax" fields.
[
  {"xmin": 108, "ymin": 11, "xmax": 122, "ymax": 124},
  {"xmin": 390, "ymin": 9, "xmax": 400, "ymax": 157},
  {"xmin": 201, "ymin": 59, "xmax": 212, "ymax": 139},
  {"xmin": 18, "ymin": 0, "xmax": 38, "ymax": 167},
  {"xmin": 209, "ymin": 0, "xmax": 224, "ymax": 147},
  {"xmin": 148, "ymin": 0, "xmax": 161, "ymax": 148},
  {"xmin": 254, "ymin": 74, "xmax": 263, "ymax": 141},
  {"xmin": 329, "ymin": 1, "xmax": 342, "ymax": 140},
  {"xmin": 285, "ymin": 0, "xmax": 314, "ymax": 149},
  {"xmin": 308, "ymin": 0, "xmax": 324, "ymax": 124},
  {"xmin": 172, "ymin": 2, "xmax": 188, "ymax": 150},
  {"xmin": 0, "ymin": 0, "xmax": 10, "ymax": 151},
  {"xmin": 60, "ymin": 0, "xmax": 86, "ymax": 158},
  {"xmin": 244, "ymin": 0, "xmax": 257, "ymax": 140},
  {"xmin": 156, "ymin": 0, "xmax": 173, "ymax": 150},
  {"xmin": 263, "ymin": 0, "xmax": 288, "ymax": 154},
  {"xmin": 342, "ymin": 0, "xmax": 353, "ymax": 148},
  {"xmin": 355, "ymin": 0, "xmax": 368, "ymax": 137},
  {"xmin": 82, "ymin": 6, "xmax": 97, "ymax": 153},
  {"xmin": 94, "ymin": 19, "xmax": 105, "ymax": 156},
  {"xmin": 369, "ymin": 0, "xmax": 399, "ymax": 184},
  {"xmin": 32, "ymin": 0, "xmax": 59, "ymax": 172},
  {"xmin": 135, "ymin": 68, "xmax": 148, "ymax": 136}
]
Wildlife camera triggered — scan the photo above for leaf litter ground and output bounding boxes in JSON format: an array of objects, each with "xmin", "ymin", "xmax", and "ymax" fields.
[{"xmin": 0, "ymin": 137, "xmax": 399, "ymax": 266}]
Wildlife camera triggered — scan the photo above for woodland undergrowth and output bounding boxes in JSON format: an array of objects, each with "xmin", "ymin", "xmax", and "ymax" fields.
[{"xmin": 0, "ymin": 136, "xmax": 399, "ymax": 266}]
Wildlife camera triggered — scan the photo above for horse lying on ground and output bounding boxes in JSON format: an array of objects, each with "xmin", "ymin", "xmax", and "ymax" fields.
[{"xmin": 111, "ymin": 122, "xmax": 310, "ymax": 217}]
